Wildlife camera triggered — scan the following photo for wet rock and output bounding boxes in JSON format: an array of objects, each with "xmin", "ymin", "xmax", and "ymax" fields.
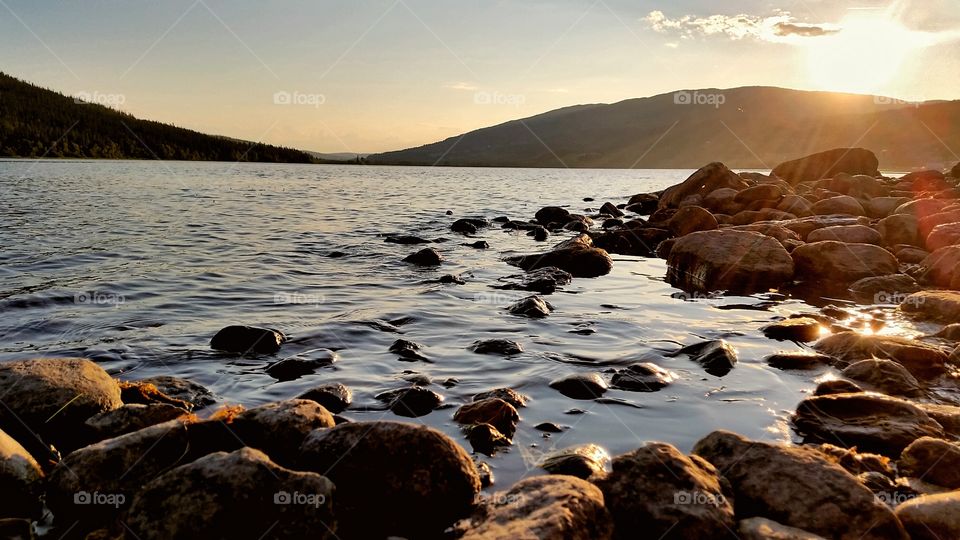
[
  {"xmin": 814, "ymin": 332, "xmax": 948, "ymax": 379},
  {"xmin": 126, "ymin": 447, "xmax": 335, "ymax": 540},
  {"xmin": 211, "ymin": 325, "xmax": 285, "ymax": 354},
  {"xmin": 693, "ymin": 430, "xmax": 906, "ymax": 539},
  {"xmin": 814, "ymin": 378, "xmax": 863, "ymax": 395},
  {"xmin": 0, "ymin": 428, "xmax": 43, "ymax": 518},
  {"xmin": 659, "ymin": 162, "xmax": 749, "ymax": 209},
  {"xmin": 0, "ymin": 358, "xmax": 122, "ymax": 456},
  {"xmin": 528, "ymin": 225, "xmax": 549, "ymax": 241},
  {"xmin": 600, "ymin": 201, "xmax": 624, "ymax": 217},
  {"xmin": 548, "ymin": 373, "xmax": 608, "ymax": 399},
  {"xmin": 439, "ymin": 273, "xmax": 466, "ymax": 284},
  {"xmin": 917, "ymin": 245, "xmax": 960, "ymax": 289},
  {"xmin": 807, "ymin": 224, "xmax": 882, "ymax": 244},
  {"xmin": 772, "ymin": 148, "xmax": 880, "ymax": 184},
  {"xmin": 375, "ymin": 386, "xmax": 443, "ymax": 418},
  {"xmin": 452, "ymin": 218, "xmax": 479, "ymax": 234},
  {"xmin": 506, "ymin": 234, "xmax": 613, "ymax": 278},
  {"xmin": 457, "ymin": 475, "xmax": 612, "ymax": 540},
  {"xmin": 297, "ymin": 383, "xmax": 352, "ymax": 414},
  {"xmin": 609, "ymin": 363, "xmax": 676, "ymax": 391},
  {"xmin": 816, "ymin": 443, "xmax": 894, "ymax": 477},
  {"xmin": 934, "ymin": 323, "xmax": 960, "ymax": 341},
  {"xmin": 666, "ymin": 229, "xmax": 794, "ymax": 294},
  {"xmin": 762, "ymin": 317, "xmax": 821, "ymax": 342},
  {"xmin": 792, "ymin": 241, "xmax": 898, "ymax": 284},
  {"xmin": 901, "ymin": 292, "xmax": 960, "ymax": 327},
  {"xmin": 467, "ymin": 240, "xmax": 490, "ymax": 249},
  {"xmin": 591, "ymin": 227, "xmax": 670, "ymax": 257},
  {"xmin": 894, "ymin": 492, "xmax": 960, "ymax": 540},
  {"xmin": 738, "ymin": 518, "xmax": 827, "ymax": 540},
  {"xmin": 764, "ymin": 352, "xmax": 833, "ymax": 370},
  {"xmin": 495, "ymin": 266, "xmax": 572, "ymax": 294},
  {"xmin": 669, "ymin": 340, "xmax": 738, "ymax": 377},
  {"xmin": 535, "ymin": 206, "xmax": 571, "ymax": 225},
  {"xmin": 454, "ymin": 398, "xmax": 519, "ymax": 439},
  {"xmin": 841, "ymin": 359, "xmax": 923, "ymax": 398},
  {"xmin": 470, "ymin": 339, "xmax": 523, "ymax": 356},
  {"xmin": 535, "ymin": 422, "xmax": 563, "ymax": 433},
  {"xmin": 389, "ymin": 338, "xmax": 428, "ymax": 361},
  {"xmin": 811, "ymin": 195, "xmax": 865, "ymax": 216},
  {"xmin": 507, "ymin": 295, "xmax": 554, "ymax": 318},
  {"xmin": 538, "ymin": 443, "xmax": 609, "ymax": 479},
  {"xmin": 473, "ymin": 387, "xmax": 529, "ymax": 408},
  {"xmin": 850, "ymin": 274, "xmax": 920, "ymax": 302},
  {"xmin": 667, "ymin": 205, "xmax": 718, "ymax": 237},
  {"xmin": 298, "ymin": 421, "xmax": 480, "ymax": 539},
  {"xmin": 84, "ymin": 403, "xmax": 188, "ymax": 442},
  {"xmin": 385, "ymin": 234, "xmax": 431, "ymax": 244},
  {"xmin": 916, "ymin": 403, "xmax": 960, "ymax": 437},
  {"xmin": 231, "ymin": 399, "xmax": 335, "ymax": 466},
  {"xmin": 792, "ymin": 393, "xmax": 944, "ymax": 455},
  {"xmin": 627, "ymin": 192, "xmax": 660, "ymax": 214},
  {"xmin": 597, "ymin": 442, "xmax": 734, "ymax": 539},
  {"xmin": 134, "ymin": 375, "xmax": 216, "ymax": 409},
  {"xmin": 925, "ymin": 221, "xmax": 960, "ymax": 252},
  {"xmin": 475, "ymin": 459, "xmax": 494, "ymax": 487},
  {"xmin": 466, "ymin": 423, "xmax": 511, "ymax": 456},
  {"xmin": 899, "ymin": 437, "xmax": 960, "ymax": 489},
  {"xmin": 602, "ymin": 217, "xmax": 623, "ymax": 229},
  {"xmin": 403, "ymin": 247, "xmax": 443, "ymax": 266}
]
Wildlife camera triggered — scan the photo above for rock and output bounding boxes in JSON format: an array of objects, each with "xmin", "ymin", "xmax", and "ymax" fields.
[
  {"xmin": 813, "ymin": 173, "xmax": 889, "ymax": 199},
  {"xmin": 495, "ymin": 266, "xmax": 572, "ymax": 294},
  {"xmin": 298, "ymin": 421, "xmax": 480, "ymax": 538},
  {"xmin": 777, "ymin": 195, "xmax": 814, "ymax": 217},
  {"xmin": 0, "ymin": 519, "xmax": 33, "ymax": 539},
  {"xmin": 899, "ymin": 437, "xmax": 960, "ymax": 488},
  {"xmin": 666, "ymin": 230, "xmax": 794, "ymax": 294},
  {"xmin": 668, "ymin": 340, "xmax": 738, "ymax": 377},
  {"xmin": 454, "ymin": 398, "xmax": 519, "ymax": 439},
  {"xmin": 772, "ymin": 148, "xmax": 880, "ymax": 184},
  {"xmin": 841, "ymin": 359, "xmax": 923, "ymax": 397},
  {"xmin": 264, "ymin": 349, "xmax": 338, "ymax": 381},
  {"xmin": 535, "ymin": 422, "xmax": 563, "ymax": 433},
  {"xmin": 927, "ymin": 222, "xmax": 960, "ymax": 251},
  {"xmin": 0, "ymin": 358, "xmax": 122, "ymax": 456},
  {"xmin": 876, "ymin": 214, "xmax": 921, "ymax": 247},
  {"xmin": 210, "ymin": 325, "xmax": 285, "ymax": 354},
  {"xmin": 814, "ymin": 332, "xmax": 948, "ymax": 378},
  {"xmin": 0, "ymin": 428, "xmax": 43, "ymax": 518},
  {"xmin": 693, "ymin": 430, "xmax": 906, "ymax": 539},
  {"xmin": 667, "ymin": 205, "xmax": 718, "ymax": 237},
  {"xmin": 506, "ymin": 234, "xmax": 613, "ymax": 278},
  {"xmin": 548, "ymin": 373, "xmax": 608, "ymax": 400},
  {"xmin": 738, "ymin": 518, "xmax": 827, "ymax": 540},
  {"xmin": 730, "ymin": 209, "xmax": 797, "ymax": 225},
  {"xmin": 864, "ymin": 197, "xmax": 911, "ymax": 219},
  {"xmin": 535, "ymin": 206, "xmax": 571, "ymax": 225},
  {"xmin": 659, "ymin": 162, "xmax": 749, "ymax": 209},
  {"xmin": 792, "ymin": 393, "xmax": 944, "ymax": 456},
  {"xmin": 457, "ymin": 476, "xmax": 612, "ymax": 540},
  {"xmin": 602, "ymin": 218, "xmax": 623, "ymax": 229},
  {"xmin": 439, "ymin": 273, "xmax": 466, "ymax": 284},
  {"xmin": 917, "ymin": 403, "xmax": 960, "ymax": 437},
  {"xmin": 466, "ymin": 423, "xmax": 511, "ymax": 456},
  {"xmin": 919, "ymin": 209, "xmax": 960, "ymax": 237},
  {"xmin": 507, "ymin": 295, "xmax": 554, "ymax": 318},
  {"xmin": 816, "ymin": 443, "xmax": 894, "ymax": 477},
  {"xmin": 814, "ymin": 378, "xmax": 864, "ymax": 395},
  {"xmin": 627, "ymin": 192, "xmax": 660, "ymax": 214},
  {"xmin": 470, "ymin": 339, "xmax": 523, "ymax": 355},
  {"xmin": 472, "ymin": 388, "xmax": 529, "ymax": 408},
  {"xmin": 807, "ymin": 224, "xmax": 882, "ymax": 245},
  {"xmin": 702, "ymin": 187, "xmax": 742, "ymax": 214},
  {"xmin": 762, "ymin": 317, "xmax": 821, "ymax": 342},
  {"xmin": 735, "ymin": 184, "xmax": 784, "ymax": 204},
  {"xmin": 375, "ymin": 387, "xmax": 443, "ymax": 417},
  {"xmin": 231, "ymin": 399, "xmax": 335, "ymax": 466},
  {"xmin": 791, "ymin": 241, "xmax": 898, "ymax": 284},
  {"xmin": 529, "ymin": 225, "xmax": 548, "ymax": 241},
  {"xmin": 452, "ymin": 218, "xmax": 479, "ymax": 234},
  {"xmin": 83, "ymin": 403, "xmax": 187, "ymax": 442},
  {"xmin": 609, "ymin": 363, "xmax": 676, "ymax": 391},
  {"xmin": 764, "ymin": 352, "xmax": 833, "ymax": 370},
  {"xmin": 729, "ymin": 222, "xmax": 802, "ymax": 244},
  {"xmin": 811, "ymin": 195, "xmax": 865, "ymax": 216},
  {"xmin": 600, "ymin": 202, "xmax": 624, "ymax": 217},
  {"xmin": 894, "ymin": 492, "xmax": 960, "ymax": 540},
  {"xmin": 467, "ymin": 240, "xmax": 490, "ymax": 249},
  {"xmin": 894, "ymin": 198, "xmax": 954, "ymax": 216},
  {"xmin": 389, "ymin": 338, "xmax": 428, "ymax": 361},
  {"xmin": 125, "ymin": 447, "xmax": 335, "ymax": 540},
  {"xmin": 403, "ymin": 247, "xmax": 443, "ymax": 266},
  {"xmin": 895, "ymin": 245, "xmax": 929, "ymax": 263},
  {"xmin": 917, "ymin": 245, "xmax": 960, "ymax": 289},
  {"xmin": 850, "ymin": 274, "xmax": 920, "ymax": 303},
  {"xmin": 591, "ymin": 227, "xmax": 670, "ymax": 257},
  {"xmin": 953, "ymin": 162, "xmax": 960, "ymax": 178},
  {"xmin": 597, "ymin": 442, "xmax": 734, "ymax": 539},
  {"xmin": 134, "ymin": 375, "xmax": 216, "ymax": 409},
  {"xmin": 385, "ymin": 234, "xmax": 431, "ymax": 244},
  {"xmin": 538, "ymin": 443, "xmax": 609, "ymax": 479},
  {"xmin": 781, "ymin": 215, "xmax": 860, "ymax": 240},
  {"xmin": 297, "ymin": 383, "xmax": 353, "ymax": 414}
]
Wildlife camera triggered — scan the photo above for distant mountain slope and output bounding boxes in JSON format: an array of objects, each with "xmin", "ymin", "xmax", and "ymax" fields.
[
  {"xmin": 0, "ymin": 72, "xmax": 317, "ymax": 163},
  {"xmin": 368, "ymin": 87, "xmax": 960, "ymax": 170}
]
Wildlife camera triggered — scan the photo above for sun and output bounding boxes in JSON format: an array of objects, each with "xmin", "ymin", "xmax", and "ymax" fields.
[{"xmin": 805, "ymin": 11, "xmax": 933, "ymax": 95}]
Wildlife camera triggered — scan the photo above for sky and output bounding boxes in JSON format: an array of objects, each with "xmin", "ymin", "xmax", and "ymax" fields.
[{"xmin": 1, "ymin": 0, "xmax": 959, "ymax": 154}]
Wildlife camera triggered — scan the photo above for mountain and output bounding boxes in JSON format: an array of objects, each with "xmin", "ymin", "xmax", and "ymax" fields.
[
  {"xmin": 368, "ymin": 87, "xmax": 960, "ymax": 170},
  {"xmin": 0, "ymin": 72, "xmax": 318, "ymax": 163}
]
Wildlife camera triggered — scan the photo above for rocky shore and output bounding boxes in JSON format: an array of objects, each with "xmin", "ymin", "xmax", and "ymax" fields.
[{"xmin": 3, "ymin": 149, "xmax": 960, "ymax": 539}]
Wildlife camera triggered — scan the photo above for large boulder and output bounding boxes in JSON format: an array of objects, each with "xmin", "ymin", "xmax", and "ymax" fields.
[
  {"xmin": 126, "ymin": 447, "xmax": 335, "ymax": 540},
  {"xmin": 813, "ymin": 332, "xmax": 947, "ymax": 378},
  {"xmin": 506, "ymin": 234, "xmax": 613, "ymax": 278},
  {"xmin": 666, "ymin": 230, "xmax": 794, "ymax": 294},
  {"xmin": 596, "ymin": 442, "xmax": 734, "ymax": 539},
  {"xmin": 457, "ymin": 475, "xmax": 612, "ymax": 540},
  {"xmin": 659, "ymin": 163, "xmax": 749, "ymax": 209},
  {"xmin": 0, "ymin": 428, "xmax": 43, "ymax": 518},
  {"xmin": 772, "ymin": 148, "xmax": 880, "ymax": 185},
  {"xmin": 894, "ymin": 492, "xmax": 960, "ymax": 540},
  {"xmin": 899, "ymin": 437, "xmax": 960, "ymax": 489},
  {"xmin": 917, "ymin": 246, "xmax": 960, "ymax": 289},
  {"xmin": 667, "ymin": 206, "xmax": 718, "ymax": 237},
  {"xmin": 810, "ymin": 195, "xmax": 865, "ymax": 216},
  {"xmin": 791, "ymin": 241, "xmax": 898, "ymax": 284},
  {"xmin": 807, "ymin": 224, "xmax": 881, "ymax": 245},
  {"xmin": 693, "ymin": 430, "xmax": 906, "ymax": 539},
  {"xmin": 792, "ymin": 393, "xmax": 945, "ymax": 456},
  {"xmin": 900, "ymin": 290, "xmax": 960, "ymax": 322},
  {"xmin": 925, "ymin": 221, "xmax": 960, "ymax": 252},
  {"xmin": 298, "ymin": 421, "xmax": 480, "ymax": 538},
  {"xmin": 0, "ymin": 358, "xmax": 122, "ymax": 456}
]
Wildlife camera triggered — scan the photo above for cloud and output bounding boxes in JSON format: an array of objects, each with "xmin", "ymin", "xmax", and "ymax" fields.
[
  {"xmin": 643, "ymin": 10, "xmax": 838, "ymax": 43},
  {"xmin": 443, "ymin": 82, "xmax": 478, "ymax": 91}
]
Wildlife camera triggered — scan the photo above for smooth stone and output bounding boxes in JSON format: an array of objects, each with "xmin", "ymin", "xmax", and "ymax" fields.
[
  {"xmin": 298, "ymin": 421, "xmax": 480, "ymax": 539},
  {"xmin": 537, "ymin": 443, "xmax": 610, "ymax": 479},
  {"xmin": 693, "ymin": 430, "xmax": 906, "ymax": 539},
  {"xmin": 506, "ymin": 234, "xmax": 613, "ymax": 278},
  {"xmin": 264, "ymin": 349, "xmax": 338, "ymax": 381},
  {"xmin": 453, "ymin": 398, "xmax": 519, "ymax": 439},
  {"xmin": 917, "ymin": 403, "xmax": 960, "ymax": 437},
  {"xmin": 926, "ymin": 222, "xmax": 960, "ymax": 252},
  {"xmin": 877, "ymin": 213, "xmax": 921, "ymax": 247},
  {"xmin": 600, "ymin": 201, "xmax": 624, "ymax": 217},
  {"xmin": 609, "ymin": 363, "xmax": 676, "ymax": 391},
  {"xmin": 548, "ymin": 373, "xmax": 608, "ymax": 400},
  {"xmin": 403, "ymin": 247, "xmax": 443, "ymax": 266},
  {"xmin": 791, "ymin": 241, "xmax": 898, "ymax": 284},
  {"xmin": 899, "ymin": 437, "xmax": 960, "ymax": 489},
  {"xmin": 534, "ymin": 206, "xmax": 571, "ymax": 225},
  {"xmin": 125, "ymin": 448, "xmax": 335, "ymax": 540},
  {"xmin": 841, "ymin": 359, "xmax": 923, "ymax": 398},
  {"xmin": 470, "ymin": 339, "xmax": 523, "ymax": 356},
  {"xmin": 230, "ymin": 399, "xmax": 335, "ymax": 466},
  {"xmin": 467, "ymin": 240, "xmax": 490, "ymax": 249},
  {"xmin": 83, "ymin": 403, "xmax": 187, "ymax": 442},
  {"xmin": 807, "ymin": 224, "xmax": 882, "ymax": 245},
  {"xmin": 772, "ymin": 148, "xmax": 879, "ymax": 184},
  {"xmin": 735, "ymin": 184, "xmax": 784, "ymax": 203},
  {"xmin": 626, "ymin": 192, "xmax": 660, "ymax": 214},
  {"xmin": 597, "ymin": 442, "xmax": 734, "ymax": 539},
  {"xmin": 764, "ymin": 352, "xmax": 833, "ymax": 370},
  {"xmin": 659, "ymin": 162, "xmax": 749, "ymax": 209},
  {"xmin": 894, "ymin": 245, "xmax": 929, "ymax": 263},
  {"xmin": 465, "ymin": 423, "xmax": 511, "ymax": 456},
  {"xmin": 384, "ymin": 234, "xmax": 431, "ymax": 244},
  {"xmin": 729, "ymin": 209, "xmax": 797, "ymax": 225},
  {"xmin": 375, "ymin": 387, "xmax": 443, "ymax": 418},
  {"xmin": 762, "ymin": 317, "xmax": 822, "ymax": 342},
  {"xmin": 864, "ymin": 197, "xmax": 911, "ymax": 219},
  {"xmin": 507, "ymin": 295, "xmax": 554, "ymax": 318},
  {"xmin": 667, "ymin": 205, "xmax": 718, "ymax": 237},
  {"xmin": 813, "ymin": 379, "xmax": 864, "ymax": 395},
  {"xmin": 919, "ymin": 209, "xmax": 960, "ymax": 238},
  {"xmin": 389, "ymin": 338, "xmax": 428, "ymax": 361},
  {"xmin": 738, "ymin": 517, "xmax": 827, "ymax": 540},
  {"xmin": 814, "ymin": 332, "xmax": 948, "ymax": 379},
  {"xmin": 894, "ymin": 492, "xmax": 960, "ymax": 540},
  {"xmin": 210, "ymin": 325, "xmax": 285, "ymax": 354},
  {"xmin": 472, "ymin": 387, "xmax": 529, "ymax": 408},
  {"xmin": 451, "ymin": 218, "xmax": 479, "ymax": 234},
  {"xmin": 133, "ymin": 375, "xmax": 216, "ymax": 409},
  {"xmin": 668, "ymin": 340, "xmax": 738, "ymax": 377},
  {"xmin": 811, "ymin": 195, "xmax": 865, "ymax": 216},
  {"xmin": 900, "ymin": 290, "xmax": 960, "ymax": 322},
  {"xmin": 297, "ymin": 383, "xmax": 353, "ymax": 414},
  {"xmin": 849, "ymin": 274, "xmax": 921, "ymax": 302},
  {"xmin": 0, "ymin": 428, "xmax": 43, "ymax": 518},
  {"xmin": 534, "ymin": 422, "xmax": 563, "ymax": 433},
  {"xmin": 917, "ymin": 245, "xmax": 960, "ymax": 289},
  {"xmin": 777, "ymin": 195, "xmax": 814, "ymax": 216},
  {"xmin": 812, "ymin": 173, "xmax": 888, "ymax": 199},
  {"xmin": 792, "ymin": 393, "xmax": 945, "ymax": 456},
  {"xmin": 934, "ymin": 323, "xmax": 960, "ymax": 341},
  {"xmin": 666, "ymin": 229, "xmax": 794, "ymax": 294}
]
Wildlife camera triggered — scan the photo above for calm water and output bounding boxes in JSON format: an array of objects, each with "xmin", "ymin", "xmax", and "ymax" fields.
[{"xmin": 0, "ymin": 160, "xmax": 928, "ymax": 487}]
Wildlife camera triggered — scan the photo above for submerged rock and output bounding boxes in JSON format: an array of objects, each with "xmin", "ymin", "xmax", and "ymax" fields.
[
  {"xmin": 494, "ymin": 266, "xmax": 572, "ymax": 294},
  {"xmin": 764, "ymin": 351, "xmax": 833, "ymax": 370},
  {"xmin": 609, "ymin": 363, "xmax": 676, "ymax": 391},
  {"xmin": 668, "ymin": 340, "xmax": 738, "ymax": 377},
  {"xmin": 403, "ymin": 247, "xmax": 444, "ymax": 266},
  {"xmin": 506, "ymin": 234, "xmax": 613, "ymax": 278},
  {"xmin": 389, "ymin": 338, "xmax": 428, "ymax": 361},
  {"xmin": 298, "ymin": 421, "xmax": 480, "ymax": 539},
  {"xmin": 473, "ymin": 388, "xmax": 529, "ymax": 408},
  {"xmin": 814, "ymin": 332, "xmax": 948, "ymax": 379},
  {"xmin": 384, "ymin": 234, "xmax": 431, "ymax": 244},
  {"xmin": 894, "ymin": 492, "xmax": 960, "ymax": 540},
  {"xmin": 762, "ymin": 317, "xmax": 821, "ymax": 342},
  {"xmin": 264, "ymin": 349, "xmax": 338, "ymax": 381},
  {"xmin": 899, "ymin": 437, "xmax": 960, "ymax": 489},
  {"xmin": 375, "ymin": 386, "xmax": 443, "ymax": 417},
  {"xmin": 297, "ymin": 383, "xmax": 353, "ymax": 414},
  {"xmin": 538, "ymin": 443, "xmax": 610, "ymax": 479},
  {"xmin": 772, "ymin": 148, "xmax": 880, "ymax": 184},
  {"xmin": 465, "ymin": 423, "xmax": 511, "ymax": 456},
  {"xmin": 470, "ymin": 339, "xmax": 523, "ymax": 356},
  {"xmin": 549, "ymin": 373, "xmax": 608, "ymax": 400},
  {"xmin": 666, "ymin": 229, "xmax": 794, "ymax": 294},
  {"xmin": 0, "ymin": 428, "xmax": 43, "ymax": 518},
  {"xmin": 507, "ymin": 295, "xmax": 554, "ymax": 318},
  {"xmin": 211, "ymin": 325, "xmax": 285, "ymax": 354},
  {"xmin": 454, "ymin": 398, "xmax": 519, "ymax": 439}
]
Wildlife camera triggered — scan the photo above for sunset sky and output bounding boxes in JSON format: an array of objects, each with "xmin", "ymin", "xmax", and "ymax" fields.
[{"xmin": 2, "ymin": 0, "xmax": 959, "ymax": 153}]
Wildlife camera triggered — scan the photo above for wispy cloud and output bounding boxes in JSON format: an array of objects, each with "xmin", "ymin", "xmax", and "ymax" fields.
[{"xmin": 644, "ymin": 10, "xmax": 838, "ymax": 43}]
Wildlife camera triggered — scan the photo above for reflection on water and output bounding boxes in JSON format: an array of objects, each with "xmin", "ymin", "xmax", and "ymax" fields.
[{"xmin": 0, "ymin": 160, "xmax": 936, "ymax": 487}]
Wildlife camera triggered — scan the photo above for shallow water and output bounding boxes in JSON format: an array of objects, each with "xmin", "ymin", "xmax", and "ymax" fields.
[{"xmin": 0, "ymin": 160, "xmax": 934, "ymax": 488}]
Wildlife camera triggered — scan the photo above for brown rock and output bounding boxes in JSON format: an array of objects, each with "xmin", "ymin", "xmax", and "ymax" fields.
[
  {"xmin": 659, "ymin": 163, "xmax": 749, "ymax": 209},
  {"xmin": 0, "ymin": 428, "xmax": 43, "ymax": 518},
  {"xmin": 454, "ymin": 398, "xmax": 519, "ymax": 439},
  {"xmin": 807, "ymin": 224, "xmax": 882, "ymax": 245},
  {"xmin": 900, "ymin": 290, "xmax": 960, "ymax": 322},
  {"xmin": 894, "ymin": 492, "xmax": 960, "ymax": 540},
  {"xmin": 899, "ymin": 437, "xmax": 960, "ymax": 489},
  {"xmin": 840, "ymin": 359, "xmax": 923, "ymax": 397},
  {"xmin": 917, "ymin": 245, "xmax": 960, "ymax": 289},
  {"xmin": 666, "ymin": 229, "xmax": 794, "ymax": 294},
  {"xmin": 811, "ymin": 195, "xmax": 865, "ymax": 216},
  {"xmin": 506, "ymin": 234, "xmax": 613, "ymax": 278},
  {"xmin": 762, "ymin": 318, "xmax": 821, "ymax": 342},
  {"xmin": 791, "ymin": 241, "xmax": 898, "ymax": 284},
  {"xmin": 925, "ymin": 221, "xmax": 960, "ymax": 252},
  {"xmin": 231, "ymin": 399, "xmax": 335, "ymax": 466},
  {"xmin": 738, "ymin": 517, "xmax": 827, "ymax": 540},
  {"xmin": 667, "ymin": 206, "xmax": 718, "ymax": 237},
  {"xmin": 83, "ymin": 403, "xmax": 188, "ymax": 442},
  {"xmin": 876, "ymin": 214, "xmax": 921, "ymax": 247},
  {"xmin": 814, "ymin": 331, "xmax": 948, "ymax": 378},
  {"xmin": 772, "ymin": 148, "xmax": 880, "ymax": 185}
]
